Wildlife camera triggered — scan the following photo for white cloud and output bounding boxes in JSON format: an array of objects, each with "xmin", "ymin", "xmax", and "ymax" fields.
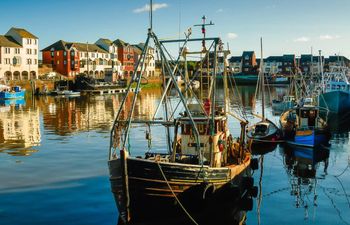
[
  {"xmin": 216, "ymin": 8, "xmax": 224, "ymax": 13},
  {"xmin": 319, "ymin": 34, "xmax": 340, "ymax": 40},
  {"xmin": 133, "ymin": 3, "xmax": 168, "ymax": 13},
  {"xmin": 294, "ymin": 37, "xmax": 310, "ymax": 42},
  {"xmin": 227, "ymin": 32, "xmax": 238, "ymax": 40}
]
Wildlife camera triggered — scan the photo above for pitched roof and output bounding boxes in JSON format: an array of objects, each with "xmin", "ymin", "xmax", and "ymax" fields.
[
  {"xmin": 265, "ymin": 56, "xmax": 283, "ymax": 62},
  {"xmin": 97, "ymin": 38, "xmax": 113, "ymax": 45},
  {"xmin": 10, "ymin": 27, "xmax": 38, "ymax": 39},
  {"xmin": 132, "ymin": 45, "xmax": 142, "ymax": 54},
  {"xmin": 41, "ymin": 40, "xmax": 108, "ymax": 53},
  {"xmin": 242, "ymin": 51, "xmax": 255, "ymax": 58},
  {"xmin": 113, "ymin": 39, "xmax": 128, "ymax": 47},
  {"xmin": 71, "ymin": 42, "xmax": 108, "ymax": 53},
  {"xmin": 0, "ymin": 35, "xmax": 22, "ymax": 47}
]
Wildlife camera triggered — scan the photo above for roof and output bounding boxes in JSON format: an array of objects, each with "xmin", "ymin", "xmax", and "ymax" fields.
[
  {"xmin": 41, "ymin": 40, "xmax": 108, "ymax": 53},
  {"xmin": 242, "ymin": 51, "xmax": 255, "ymax": 58},
  {"xmin": 300, "ymin": 55, "xmax": 323, "ymax": 63},
  {"xmin": 9, "ymin": 27, "xmax": 38, "ymax": 39},
  {"xmin": 0, "ymin": 35, "xmax": 21, "ymax": 47},
  {"xmin": 265, "ymin": 56, "xmax": 283, "ymax": 62},
  {"xmin": 98, "ymin": 38, "xmax": 113, "ymax": 45},
  {"xmin": 132, "ymin": 45, "xmax": 142, "ymax": 54},
  {"xmin": 113, "ymin": 39, "xmax": 129, "ymax": 47},
  {"xmin": 229, "ymin": 56, "xmax": 242, "ymax": 63},
  {"xmin": 282, "ymin": 54, "xmax": 295, "ymax": 62}
]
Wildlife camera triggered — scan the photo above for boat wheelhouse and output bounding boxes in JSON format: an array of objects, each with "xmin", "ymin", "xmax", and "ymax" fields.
[{"xmin": 280, "ymin": 103, "xmax": 330, "ymax": 148}]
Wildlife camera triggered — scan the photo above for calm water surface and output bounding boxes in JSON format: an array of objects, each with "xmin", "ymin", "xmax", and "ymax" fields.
[{"xmin": 0, "ymin": 87, "xmax": 349, "ymax": 225}]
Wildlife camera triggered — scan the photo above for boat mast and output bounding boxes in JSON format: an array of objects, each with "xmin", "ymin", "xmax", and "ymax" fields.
[
  {"xmin": 260, "ymin": 37, "xmax": 265, "ymax": 120},
  {"xmin": 319, "ymin": 50, "xmax": 324, "ymax": 93}
]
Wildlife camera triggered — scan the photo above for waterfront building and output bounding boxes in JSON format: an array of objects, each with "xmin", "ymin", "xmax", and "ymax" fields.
[
  {"xmin": 264, "ymin": 56, "xmax": 283, "ymax": 75},
  {"xmin": 113, "ymin": 39, "xmax": 134, "ymax": 77},
  {"xmin": 241, "ymin": 51, "xmax": 257, "ymax": 74},
  {"xmin": 132, "ymin": 43, "xmax": 156, "ymax": 77},
  {"xmin": 0, "ymin": 27, "xmax": 39, "ymax": 81},
  {"xmin": 228, "ymin": 56, "xmax": 242, "ymax": 73},
  {"xmin": 95, "ymin": 38, "xmax": 123, "ymax": 78},
  {"xmin": 42, "ymin": 40, "xmax": 122, "ymax": 78},
  {"xmin": 281, "ymin": 54, "xmax": 296, "ymax": 74}
]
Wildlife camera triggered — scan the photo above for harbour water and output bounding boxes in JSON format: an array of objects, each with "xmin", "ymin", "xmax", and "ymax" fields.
[{"xmin": 0, "ymin": 87, "xmax": 349, "ymax": 225}]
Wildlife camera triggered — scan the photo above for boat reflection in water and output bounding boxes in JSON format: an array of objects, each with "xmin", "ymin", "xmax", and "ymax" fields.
[{"xmin": 281, "ymin": 145, "xmax": 330, "ymax": 219}]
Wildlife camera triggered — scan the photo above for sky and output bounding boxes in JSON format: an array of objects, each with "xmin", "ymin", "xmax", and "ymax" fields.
[{"xmin": 1, "ymin": 0, "xmax": 350, "ymax": 59}]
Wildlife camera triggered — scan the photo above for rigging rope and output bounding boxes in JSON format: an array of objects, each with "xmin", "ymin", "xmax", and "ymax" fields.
[{"xmin": 157, "ymin": 162, "xmax": 199, "ymax": 225}]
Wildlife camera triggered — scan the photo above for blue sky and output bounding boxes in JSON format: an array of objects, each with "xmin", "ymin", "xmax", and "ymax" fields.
[{"xmin": 1, "ymin": 0, "xmax": 349, "ymax": 58}]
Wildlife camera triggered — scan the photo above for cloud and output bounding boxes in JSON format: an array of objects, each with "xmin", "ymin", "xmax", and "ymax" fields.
[
  {"xmin": 216, "ymin": 8, "xmax": 224, "ymax": 13},
  {"xmin": 227, "ymin": 33, "xmax": 238, "ymax": 40},
  {"xmin": 133, "ymin": 3, "xmax": 168, "ymax": 13},
  {"xmin": 294, "ymin": 37, "xmax": 310, "ymax": 42},
  {"xmin": 319, "ymin": 34, "xmax": 340, "ymax": 40}
]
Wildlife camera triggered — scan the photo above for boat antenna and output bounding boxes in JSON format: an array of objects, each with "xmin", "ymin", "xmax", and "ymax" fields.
[{"xmin": 194, "ymin": 15, "xmax": 214, "ymax": 52}]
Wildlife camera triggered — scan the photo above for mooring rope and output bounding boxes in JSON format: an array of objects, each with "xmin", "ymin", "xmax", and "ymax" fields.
[{"xmin": 156, "ymin": 162, "xmax": 199, "ymax": 225}]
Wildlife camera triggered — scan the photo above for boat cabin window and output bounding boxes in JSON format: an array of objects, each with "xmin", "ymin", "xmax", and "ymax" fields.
[
  {"xmin": 181, "ymin": 124, "xmax": 209, "ymax": 135},
  {"xmin": 254, "ymin": 124, "xmax": 267, "ymax": 134},
  {"xmin": 300, "ymin": 109, "xmax": 317, "ymax": 127}
]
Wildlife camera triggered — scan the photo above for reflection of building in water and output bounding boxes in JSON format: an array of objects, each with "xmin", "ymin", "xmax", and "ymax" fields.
[
  {"xmin": 134, "ymin": 91, "xmax": 159, "ymax": 119},
  {"xmin": 0, "ymin": 105, "xmax": 41, "ymax": 155},
  {"xmin": 282, "ymin": 146, "xmax": 329, "ymax": 219},
  {"xmin": 40, "ymin": 91, "xmax": 160, "ymax": 135}
]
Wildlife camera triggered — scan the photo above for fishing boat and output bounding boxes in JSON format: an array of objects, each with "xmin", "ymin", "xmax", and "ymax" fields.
[
  {"xmin": 108, "ymin": 10, "xmax": 257, "ymax": 224},
  {"xmin": 247, "ymin": 38, "xmax": 281, "ymax": 148},
  {"xmin": 317, "ymin": 66, "xmax": 350, "ymax": 114},
  {"xmin": 280, "ymin": 98, "xmax": 331, "ymax": 148},
  {"xmin": 0, "ymin": 85, "xmax": 25, "ymax": 99}
]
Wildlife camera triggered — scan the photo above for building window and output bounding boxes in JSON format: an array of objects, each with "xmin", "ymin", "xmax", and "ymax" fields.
[
  {"xmin": 57, "ymin": 52, "xmax": 60, "ymax": 56},
  {"xmin": 57, "ymin": 60, "xmax": 60, "ymax": 65},
  {"xmin": 71, "ymin": 60, "xmax": 75, "ymax": 65},
  {"xmin": 5, "ymin": 48, "xmax": 10, "ymax": 54},
  {"xmin": 64, "ymin": 60, "xmax": 67, "ymax": 65},
  {"xmin": 85, "ymin": 53, "xmax": 88, "ymax": 57},
  {"xmin": 34, "ymin": 39, "xmax": 37, "ymax": 45},
  {"xmin": 27, "ymin": 59, "xmax": 32, "ymax": 65},
  {"xmin": 34, "ymin": 49, "xmax": 37, "ymax": 55},
  {"xmin": 34, "ymin": 59, "xmax": 37, "ymax": 64},
  {"xmin": 15, "ymin": 48, "xmax": 20, "ymax": 54},
  {"xmin": 5, "ymin": 58, "xmax": 10, "ymax": 64},
  {"xmin": 64, "ymin": 51, "xmax": 67, "ymax": 56},
  {"xmin": 71, "ymin": 51, "xmax": 75, "ymax": 56}
]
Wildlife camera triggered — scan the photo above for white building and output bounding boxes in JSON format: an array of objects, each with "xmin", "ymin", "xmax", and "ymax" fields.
[
  {"xmin": 95, "ymin": 38, "xmax": 123, "ymax": 77},
  {"xmin": 132, "ymin": 43, "xmax": 156, "ymax": 77},
  {"xmin": 0, "ymin": 27, "xmax": 39, "ymax": 81}
]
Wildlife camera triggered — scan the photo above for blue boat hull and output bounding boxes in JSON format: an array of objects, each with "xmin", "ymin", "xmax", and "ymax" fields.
[
  {"xmin": 285, "ymin": 130, "xmax": 330, "ymax": 148},
  {"xmin": 319, "ymin": 91, "xmax": 350, "ymax": 114},
  {"xmin": 0, "ymin": 90, "xmax": 25, "ymax": 99}
]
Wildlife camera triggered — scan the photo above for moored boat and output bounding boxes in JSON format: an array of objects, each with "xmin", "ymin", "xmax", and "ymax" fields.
[
  {"xmin": 108, "ymin": 14, "xmax": 257, "ymax": 224},
  {"xmin": 280, "ymin": 100, "xmax": 331, "ymax": 148},
  {"xmin": 317, "ymin": 64, "xmax": 350, "ymax": 114},
  {"xmin": 0, "ymin": 85, "xmax": 25, "ymax": 99},
  {"xmin": 247, "ymin": 38, "xmax": 281, "ymax": 149}
]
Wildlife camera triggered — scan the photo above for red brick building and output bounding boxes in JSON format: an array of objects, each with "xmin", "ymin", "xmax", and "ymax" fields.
[
  {"xmin": 113, "ymin": 39, "xmax": 134, "ymax": 76},
  {"xmin": 42, "ymin": 40, "xmax": 109, "ymax": 77}
]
